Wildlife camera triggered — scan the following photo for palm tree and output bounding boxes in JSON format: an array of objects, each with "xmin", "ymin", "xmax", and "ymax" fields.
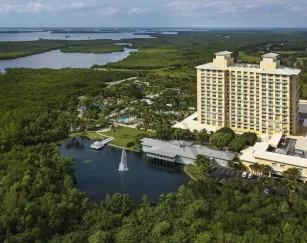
[
  {"xmin": 261, "ymin": 164, "xmax": 272, "ymax": 177},
  {"xmin": 111, "ymin": 124, "xmax": 116, "ymax": 137},
  {"xmin": 249, "ymin": 164, "xmax": 256, "ymax": 174}
]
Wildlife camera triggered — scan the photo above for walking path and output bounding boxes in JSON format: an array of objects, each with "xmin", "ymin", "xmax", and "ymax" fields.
[{"xmin": 106, "ymin": 77, "xmax": 138, "ymax": 88}]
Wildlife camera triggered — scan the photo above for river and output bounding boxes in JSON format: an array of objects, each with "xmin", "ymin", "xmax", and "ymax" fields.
[
  {"xmin": 0, "ymin": 47, "xmax": 137, "ymax": 71},
  {"xmin": 60, "ymin": 137, "xmax": 190, "ymax": 203}
]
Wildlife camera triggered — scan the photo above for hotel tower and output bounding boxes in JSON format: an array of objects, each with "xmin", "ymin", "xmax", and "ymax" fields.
[{"xmin": 196, "ymin": 51, "xmax": 301, "ymax": 136}]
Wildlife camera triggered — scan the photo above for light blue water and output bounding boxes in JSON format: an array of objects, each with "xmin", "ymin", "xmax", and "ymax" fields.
[
  {"xmin": 117, "ymin": 116, "xmax": 136, "ymax": 123},
  {"xmin": 0, "ymin": 31, "xmax": 154, "ymax": 42},
  {"xmin": 0, "ymin": 48, "xmax": 137, "ymax": 72}
]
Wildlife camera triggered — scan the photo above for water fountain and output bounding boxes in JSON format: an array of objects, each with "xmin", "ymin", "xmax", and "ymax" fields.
[{"xmin": 118, "ymin": 149, "xmax": 129, "ymax": 171}]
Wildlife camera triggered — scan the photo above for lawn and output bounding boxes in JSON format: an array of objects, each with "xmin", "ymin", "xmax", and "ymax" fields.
[
  {"xmin": 101, "ymin": 126, "xmax": 155, "ymax": 148},
  {"xmin": 69, "ymin": 131, "xmax": 108, "ymax": 140},
  {"xmin": 275, "ymin": 51, "xmax": 297, "ymax": 55},
  {"xmin": 184, "ymin": 165, "xmax": 200, "ymax": 180},
  {"xmin": 237, "ymin": 52, "xmax": 262, "ymax": 63}
]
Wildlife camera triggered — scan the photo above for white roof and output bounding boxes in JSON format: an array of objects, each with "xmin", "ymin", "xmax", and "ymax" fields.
[
  {"xmin": 254, "ymin": 151, "xmax": 307, "ymax": 167},
  {"xmin": 142, "ymin": 138, "xmax": 236, "ymax": 161},
  {"xmin": 259, "ymin": 66, "xmax": 301, "ymax": 76},
  {"xmin": 196, "ymin": 62, "xmax": 300, "ymax": 76},
  {"xmin": 215, "ymin": 51, "xmax": 233, "ymax": 56},
  {"xmin": 173, "ymin": 112, "xmax": 218, "ymax": 132},
  {"xmin": 240, "ymin": 141, "xmax": 307, "ymax": 168},
  {"xmin": 228, "ymin": 64, "xmax": 300, "ymax": 75},
  {"xmin": 195, "ymin": 62, "xmax": 227, "ymax": 71},
  {"xmin": 269, "ymin": 134, "xmax": 283, "ymax": 147},
  {"xmin": 262, "ymin": 53, "xmax": 279, "ymax": 58},
  {"xmin": 296, "ymin": 137, "xmax": 307, "ymax": 151}
]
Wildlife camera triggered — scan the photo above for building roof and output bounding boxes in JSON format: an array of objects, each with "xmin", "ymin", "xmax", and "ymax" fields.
[
  {"xmin": 141, "ymin": 138, "xmax": 236, "ymax": 161},
  {"xmin": 259, "ymin": 66, "xmax": 301, "ymax": 76},
  {"xmin": 295, "ymin": 137, "xmax": 307, "ymax": 151},
  {"xmin": 262, "ymin": 53, "xmax": 279, "ymax": 58},
  {"xmin": 173, "ymin": 112, "xmax": 218, "ymax": 133},
  {"xmin": 268, "ymin": 133, "xmax": 283, "ymax": 147},
  {"xmin": 240, "ymin": 141, "xmax": 307, "ymax": 168},
  {"xmin": 215, "ymin": 51, "xmax": 233, "ymax": 56},
  {"xmin": 195, "ymin": 63, "xmax": 227, "ymax": 71},
  {"xmin": 196, "ymin": 62, "xmax": 300, "ymax": 76}
]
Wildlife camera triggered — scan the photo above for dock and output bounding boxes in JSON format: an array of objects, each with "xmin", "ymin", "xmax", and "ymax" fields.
[{"xmin": 90, "ymin": 137, "xmax": 114, "ymax": 150}]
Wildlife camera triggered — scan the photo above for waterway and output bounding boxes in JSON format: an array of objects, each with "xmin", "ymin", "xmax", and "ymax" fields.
[
  {"xmin": 0, "ymin": 47, "xmax": 137, "ymax": 71},
  {"xmin": 60, "ymin": 137, "xmax": 190, "ymax": 203},
  {"xmin": 0, "ymin": 31, "xmax": 154, "ymax": 42}
]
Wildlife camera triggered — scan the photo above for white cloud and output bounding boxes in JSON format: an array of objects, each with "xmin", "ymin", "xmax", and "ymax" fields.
[
  {"xmin": 127, "ymin": 8, "xmax": 149, "ymax": 15},
  {"xmin": 167, "ymin": 0, "xmax": 307, "ymax": 17},
  {"xmin": 0, "ymin": 1, "xmax": 120, "ymax": 15}
]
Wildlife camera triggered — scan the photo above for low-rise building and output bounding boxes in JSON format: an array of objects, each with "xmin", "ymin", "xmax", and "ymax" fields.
[
  {"xmin": 240, "ymin": 134, "xmax": 307, "ymax": 182},
  {"xmin": 141, "ymin": 138, "xmax": 236, "ymax": 166}
]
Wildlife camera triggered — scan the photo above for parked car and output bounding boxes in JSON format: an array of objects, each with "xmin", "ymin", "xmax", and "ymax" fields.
[
  {"xmin": 248, "ymin": 173, "xmax": 253, "ymax": 179},
  {"xmin": 242, "ymin": 172, "xmax": 248, "ymax": 178},
  {"xmin": 263, "ymin": 188, "xmax": 270, "ymax": 194},
  {"xmin": 220, "ymin": 178, "xmax": 226, "ymax": 184}
]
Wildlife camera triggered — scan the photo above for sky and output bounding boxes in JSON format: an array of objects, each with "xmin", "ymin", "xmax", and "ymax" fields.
[{"xmin": 0, "ymin": 0, "xmax": 307, "ymax": 28}]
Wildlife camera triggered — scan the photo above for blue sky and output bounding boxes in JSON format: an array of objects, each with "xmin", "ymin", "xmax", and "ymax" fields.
[{"xmin": 1, "ymin": 0, "xmax": 306, "ymax": 27}]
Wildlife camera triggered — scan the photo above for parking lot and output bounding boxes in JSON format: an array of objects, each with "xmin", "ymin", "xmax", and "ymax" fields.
[
  {"xmin": 211, "ymin": 167, "xmax": 260, "ymax": 182},
  {"xmin": 210, "ymin": 166, "xmax": 289, "ymax": 196}
]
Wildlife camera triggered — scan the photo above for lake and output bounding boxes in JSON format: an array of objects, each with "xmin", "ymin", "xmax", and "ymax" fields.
[
  {"xmin": 60, "ymin": 137, "xmax": 190, "ymax": 203},
  {"xmin": 0, "ymin": 31, "xmax": 154, "ymax": 42},
  {"xmin": 0, "ymin": 47, "xmax": 137, "ymax": 71}
]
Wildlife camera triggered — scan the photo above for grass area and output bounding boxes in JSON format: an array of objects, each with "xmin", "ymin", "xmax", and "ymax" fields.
[
  {"xmin": 61, "ymin": 44, "xmax": 127, "ymax": 54},
  {"xmin": 275, "ymin": 51, "xmax": 297, "ymax": 55},
  {"xmin": 184, "ymin": 165, "xmax": 200, "ymax": 180},
  {"xmin": 69, "ymin": 131, "xmax": 108, "ymax": 140},
  {"xmin": 101, "ymin": 126, "xmax": 154, "ymax": 147},
  {"xmin": 237, "ymin": 52, "xmax": 262, "ymax": 62}
]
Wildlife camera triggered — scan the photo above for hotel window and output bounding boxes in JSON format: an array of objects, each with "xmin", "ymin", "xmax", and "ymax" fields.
[{"xmin": 280, "ymin": 164, "xmax": 285, "ymax": 167}]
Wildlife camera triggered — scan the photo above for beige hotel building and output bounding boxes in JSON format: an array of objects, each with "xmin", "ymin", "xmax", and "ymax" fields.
[{"xmin": 196, "ymin": 51, "xmax": 301, "ymax": 136}]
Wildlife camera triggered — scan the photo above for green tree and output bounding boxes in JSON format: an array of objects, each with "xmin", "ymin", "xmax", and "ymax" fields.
[
  {"xmin": 229, "ymin": 136, "xmax": 247, "ymax": 152},
  {"xmin": 216, "ymin": 127, "xmax": 235, "ymax": 137},
  {"xmin": 194, "ymin": 129, "xmax": 209, "ymax": 144},
  {"xmin": 209, "ymin": 133, "xmax": 233, "ymax": 149},
  {"xmin": 241, "ymin": 132, "xmax": 258, "ymax": 146},
  {"xmin": 195, "ymin": 155, "xmax": 212, "ymax": 178}
]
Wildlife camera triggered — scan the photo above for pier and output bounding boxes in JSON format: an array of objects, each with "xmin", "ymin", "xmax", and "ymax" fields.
[{"xmin": 90, "ymin": 137, "xmax": 114, "ymax": 150}]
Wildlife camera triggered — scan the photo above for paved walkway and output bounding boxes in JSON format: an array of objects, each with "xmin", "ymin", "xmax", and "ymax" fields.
[{"xmin": 112, "ymin": 122, "xmax": 155, "ymax": 132}]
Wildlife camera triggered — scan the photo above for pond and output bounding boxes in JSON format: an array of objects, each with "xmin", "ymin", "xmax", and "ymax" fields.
[
  {"xmin": 60, "ymin": 137, "xmax": 190, "ymax": 203},
  {"xmin": 0, "ymin": 48, "xmax": 137, "ymax": 71}
]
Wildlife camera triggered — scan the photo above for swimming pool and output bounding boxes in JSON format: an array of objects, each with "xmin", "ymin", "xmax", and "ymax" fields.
[{"xmin": 117, "ymin": 116, "xmax": 136, "ymax": 123}]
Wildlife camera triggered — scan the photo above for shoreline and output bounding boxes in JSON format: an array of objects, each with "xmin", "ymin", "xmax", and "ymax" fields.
[{"xmin": 67, "ymin": 132, "xmax": 141, "ymax": 152}]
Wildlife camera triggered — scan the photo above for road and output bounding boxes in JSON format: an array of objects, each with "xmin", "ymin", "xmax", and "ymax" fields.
[{"xmin": 106, "ymin": 77, "xmax": 138, "ymax": 88}]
